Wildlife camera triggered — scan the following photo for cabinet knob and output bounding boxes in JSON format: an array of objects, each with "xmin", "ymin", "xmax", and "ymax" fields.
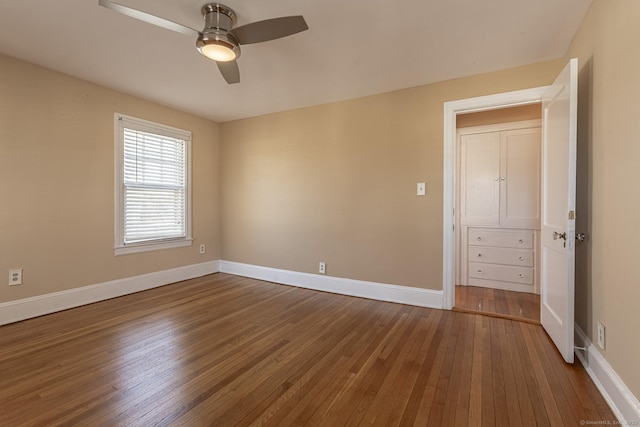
[
  {"xmin": 477, "ymin": 237, "xmax": 482, "ymax": 241},
  {"xmin": 518, "ymin": 273, "xmax": 525, "ymax": 278},
  {"xmin": 495, "ymin": 177, "xmax": 499, "ymax": 181},
  {"xmin": 501, "ymin": 176, "xmax": 506, "ymax": 181},
  {"xmin": 519, "ymin": 256, "xmax": 525, "ymax": 261},
  {"xmin": 477, "ymin": 270, "xmax": 483, "ymax": 274},
  {"xmin": 518, "ymin": 239, "xmax": 524, "ymax": 244},
  {"xmin": 477, "ymin": 253, "xmax": 482, "ymax": 258}
]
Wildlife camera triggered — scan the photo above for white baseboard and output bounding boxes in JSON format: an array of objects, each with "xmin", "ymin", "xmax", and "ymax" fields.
[
  {"xmin": 575, "ymin": 325, "xmax": 640, "ymax": 424},
  {"xmin": 0, "ymin": 260, "xmax": 220, "ymax": 326},
  {"xmin": 218, "ymin": 260, "xmax": 443, "ymax": 309},
  {"xmin": 0, "ymin": 259, "xmax": 441, "ymax": 326}
]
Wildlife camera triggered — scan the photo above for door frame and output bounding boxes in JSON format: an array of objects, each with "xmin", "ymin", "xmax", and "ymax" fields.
[{"xmin": 442, "ymin": 86, "xmax": 549, "ymax": 310}]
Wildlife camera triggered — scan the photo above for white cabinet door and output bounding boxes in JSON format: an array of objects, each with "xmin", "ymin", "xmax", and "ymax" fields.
[
  {"xmin": 460, "ymin": 127, "xmax": 540, "ymax": 228},
  {"xmin": 460, "ymin": 132, "xmax": 500, "ymax": 226},
  {"xmin": 540, "ymin": 58, "xmax": 578, "ymax": 364},
  {"xmin": 500, "ymin": 128, "xmax": 541, "ymax": 228}
]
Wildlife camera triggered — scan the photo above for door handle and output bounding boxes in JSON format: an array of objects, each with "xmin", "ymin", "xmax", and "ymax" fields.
[{"xmin": 553, "ymin": 231, "xmax": 567, "ymax": 248}]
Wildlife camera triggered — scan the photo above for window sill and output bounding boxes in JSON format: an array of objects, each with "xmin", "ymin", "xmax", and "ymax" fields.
[{"xmin": 114, "ymin": 238, "xmax": 193, "ymax": 256}]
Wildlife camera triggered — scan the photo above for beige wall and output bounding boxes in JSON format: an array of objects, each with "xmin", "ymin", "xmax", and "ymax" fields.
[
  {"xmin": 0, "ymin": 54, "xmax": 220, "ymax": 303},
  {"xmin": 567, "ymin": 0, "xmax": 640, "ymax": 398},
  {"xmin": 220, "ymin": 59, "xmax": 563, "ymax": 289}
]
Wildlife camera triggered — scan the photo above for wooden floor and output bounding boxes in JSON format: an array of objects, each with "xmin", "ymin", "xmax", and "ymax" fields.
[
  {"xmin": 455, "ymin": 285, "xmax": 541, "ymax": 324},
  {"xmin": 0, "ymin": 274, "xmax": 613, "ymax": 426}
]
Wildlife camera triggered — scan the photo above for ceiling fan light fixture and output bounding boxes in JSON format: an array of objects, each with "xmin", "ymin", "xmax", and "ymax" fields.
[
  {"xmin": 196, "ymin": 34, "xmax": 240, "ymax": 62},
  {"xmin": 98, "ymin": 0, "xmax": 309, "ymax": 84}
]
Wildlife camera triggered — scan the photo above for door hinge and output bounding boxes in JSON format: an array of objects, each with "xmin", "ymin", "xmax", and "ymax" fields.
[{"xmin": 568, "ymin": 210, "xmax": 575, "ymax": 220}]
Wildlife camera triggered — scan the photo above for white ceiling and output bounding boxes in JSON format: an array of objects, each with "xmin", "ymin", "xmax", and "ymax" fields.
[{"xmin": 0, "ymin": 0, "xmax": 591, "ymax": 122}]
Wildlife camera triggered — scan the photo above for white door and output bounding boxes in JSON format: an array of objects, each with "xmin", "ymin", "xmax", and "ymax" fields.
[{"xmin": 540, "ymin": 58, "xmax": 578, "ymax": 363}]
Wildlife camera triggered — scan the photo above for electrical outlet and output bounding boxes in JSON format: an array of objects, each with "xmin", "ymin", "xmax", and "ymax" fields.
[
  {"xmin": 9, "ymin": 269, "xmax": 22, "ymax": 286},
  {"xmin": 199, "ymin": 244, "xmax": 206, "ymax": 254},
  {"xmin": 319, "ymin": 262, "xmax": 326, "ymax": 274},
  {"xmin": 597, "ymin": 322, "xmax": 606, "ymax": 350}
]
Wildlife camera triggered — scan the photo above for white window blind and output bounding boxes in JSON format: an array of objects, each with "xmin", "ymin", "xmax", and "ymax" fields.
[
  {"xmin": 115, "ymin": 114, "xmax": 192, "ymax": 255},
  {"xmin": 123, "ymin": 127, "xmax": 186, "ymax": 243}
]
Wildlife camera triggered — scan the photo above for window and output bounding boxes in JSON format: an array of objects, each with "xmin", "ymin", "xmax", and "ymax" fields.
[{"xmin": 114, "ymin": 114, "xmax": 192, "ymax": 255}]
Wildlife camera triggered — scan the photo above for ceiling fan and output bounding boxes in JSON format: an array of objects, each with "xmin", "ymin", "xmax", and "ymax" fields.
[{"xmin": 98, "ymin": 0, "xmax": 309, "ymax": 84}]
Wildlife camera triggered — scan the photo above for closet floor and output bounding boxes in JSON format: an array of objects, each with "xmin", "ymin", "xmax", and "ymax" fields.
[{"xmin": 454, "ymin": 285, "xmax": 540, "ymax": 324}]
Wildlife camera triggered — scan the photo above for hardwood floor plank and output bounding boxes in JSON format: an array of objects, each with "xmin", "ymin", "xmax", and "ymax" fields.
[
  {"xmin": 0, "ymin": 273, "xmax": 615, "ymax": 426},
  {"xmin": 491, "ymin": 317, "xmax": 520, "ymax": 426},
  {"xmin": 468, "ymin": 315, "xmax": 484, "ymax": 426},
  {"xmin": 453, "ymin": 314, "xmax": 476, "ymax": 427},
  {"xmin": 502, "ymin": 319, "xmax": 540, "ymax": 427},
  {"xmin": 428, "ymin": 312, "xmax": 463, "ymax": 426},
  {"xmin": 479, "ymin": 316, "xmax": 497, "ymax": 427}
]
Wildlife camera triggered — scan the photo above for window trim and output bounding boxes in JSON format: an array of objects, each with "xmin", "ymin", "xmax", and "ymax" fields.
[{"xmin": 114, "ymin": 113, "xmax": 193, "ymax": 256}]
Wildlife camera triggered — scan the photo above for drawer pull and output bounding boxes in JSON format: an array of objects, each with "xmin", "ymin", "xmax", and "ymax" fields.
[
  {"xmin": 518, "ymin": 273, "xmax": 525, "ymax": 278},
  {"xmin": 477, "ymin": 270, "xmax": 483, "ymax": 275},
  {"xmin": 477, "ymin": 253, "xmax": 482, "ymax": 258},
  {"xmin": 518, "ymin": 239, "xmax": 524, "ymax": 244},
  {"xmin": 519, "ymin": 256, "xmax": 525, "ymax": 261},
  {"xmin": 477, "ymin": 237, "xmax": 482, "ymax": 241}
]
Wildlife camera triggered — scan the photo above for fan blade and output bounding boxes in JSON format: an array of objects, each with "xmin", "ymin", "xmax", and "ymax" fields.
[
  {"xmin": 231, "ymin": 16, "xmax": 308, "ymax": 45},
  {"xmin": 98, "ymin": 0, "xmax": 200, "ymax": 38},
  {"xmin": 217, "ymin": 61, "xmax": 240, "ymax": 84}
]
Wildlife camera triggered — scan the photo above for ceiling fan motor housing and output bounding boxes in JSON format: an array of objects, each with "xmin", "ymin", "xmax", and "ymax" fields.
[
  {"xmin": 196, "ymin": 3, "xmax": 241, "ymax": 61},
  {"xmin": 202, "ymin": 3, "xmax": 236, "ymax": 30}
]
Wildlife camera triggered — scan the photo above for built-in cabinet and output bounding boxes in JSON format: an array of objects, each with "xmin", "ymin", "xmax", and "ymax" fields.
[{"xmin": 457, "ymin": 120, "xmax": 541, "ymax": 293}]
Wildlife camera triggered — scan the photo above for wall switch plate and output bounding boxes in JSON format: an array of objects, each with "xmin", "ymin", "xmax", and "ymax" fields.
[
  {"xmin": 597, "ymin": 322, "xmax": 606, "ymax": 350},
  {"xmin": 417, "ymin": 182, "xmax": 426, "ymax": 196},
  {"xmin": 9, "ymin": 269, "xmax": 22, "ymax": 286},
  {"xmin": 199, "ymin": 244, "xmax": 206, "ymax": 254},
  {"xmin": 319, "ymin": 262, "xmax": 326, "ymax": 274}
]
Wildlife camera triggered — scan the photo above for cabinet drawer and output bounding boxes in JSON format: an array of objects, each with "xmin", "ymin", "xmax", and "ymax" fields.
[
  {"xmin": 468, "ymin": 262, "xmax": 534, "ymax": 285},
  {"xmin": 468, "ymin": 229, "xmax": 533, "ymax": 249},
  {"xmin": 468, "ymin": 246, "xmax": 534, "ymax": 267}
]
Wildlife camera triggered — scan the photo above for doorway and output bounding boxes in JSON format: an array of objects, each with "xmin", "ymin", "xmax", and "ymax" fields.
[
  {"xmin": 454, "ymin": 105, "xmax": 541, "ymax": 323},
  {"xmin": 442, "ymin": 86, "xmax": 548, "ymax": 311}
]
